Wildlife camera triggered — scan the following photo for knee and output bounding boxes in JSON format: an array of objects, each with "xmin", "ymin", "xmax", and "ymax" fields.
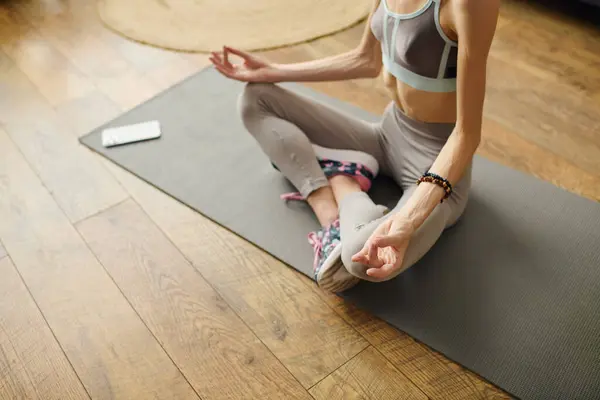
[
  {"xmin": 237, "ymin": 82, "xmax": 276, "ymax": 123},
  {"xmin": 341, "ymin": 241, "xmax": 388, "ymax": 283}
]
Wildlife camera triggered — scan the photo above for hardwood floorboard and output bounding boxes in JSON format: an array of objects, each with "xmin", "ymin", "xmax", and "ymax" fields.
[
  {"xmin": 54, "ymin": 91, "xmax": 122, "ymax": 138},
  {"xmin": 0, "ymin": 257, "xmax": 89, "ymax": 400},
  {"xmin": 484, "ymin": 56, "xmax": 600, "ymax": 175},
  {"xmin": 144, "ymin": 55, "xmax": 205, "ymax": 92},
  {"xmin": 76, "ymin": 199, "xmax": 312, "ymax": 400},
  {"xmin": 218, "ymin": 273, "xmax": 369, "ymax": 388},
  {"xmin": 308, "ymin": 289, "xmax": 403, "ymax": 347},
  {"xmin": 0, "ymin": 8, "xmax": 94, "ymax": 107},
  {"xmin": 101, "ymin": 161, "xmax": 370, "ymax": 388},
  {"xmin": 0, "ymin": 50, "xmax": 128, "ymax": 223},
  {"xmin": 479, "ymin": 118, "xmax": 600, "ymax": 201},
  {"xmin": 1, "ymin": 0, "xmax": 598, "ymax": 398},
  {"xmin": 309, "ymin": 346, "xmax": 427, "ymax": 400},
  {"xmin": 500, "ymin": 0, "xmax": 600, "ymax": 40},
  {"xmin": 378, "ymin": 337, "xmax": 510, "ymax": 400},
  {"xmin": 0, "ymin": 129, "xmax": 198, "ymax": 399},
  {"xmin": 9, "ymin": 3, "xmax": 159, "ymax": 111},
  {"xmin": 491, "ymin": 18, "xmax": 600, "ymax": 98},
  {"xmin": 308, "ymin": 286, "xmax": 510, "ymax": 399},
  {"xmin": 14, "ymin": 0, "xmax": 201, "ymax": 107}
]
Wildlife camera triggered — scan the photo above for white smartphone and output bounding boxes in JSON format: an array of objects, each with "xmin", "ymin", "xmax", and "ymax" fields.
[{"xmin": 101, "ymin": 120, "xmax": 162, "ymax": 147}]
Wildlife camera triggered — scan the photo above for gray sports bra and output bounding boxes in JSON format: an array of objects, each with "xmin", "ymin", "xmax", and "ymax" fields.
[{"xmin": 370, "ymin": 0, "xmax": 458, "ymax": 93}]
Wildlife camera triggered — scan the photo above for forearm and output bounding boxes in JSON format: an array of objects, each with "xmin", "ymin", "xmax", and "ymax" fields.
[
  {"xmin": 269, "ymin": 49, "xmax": 380, "ymax": 82},
  {"xmin": 394, "ymin": 128, "xmax": 479, "ymax": 231}
]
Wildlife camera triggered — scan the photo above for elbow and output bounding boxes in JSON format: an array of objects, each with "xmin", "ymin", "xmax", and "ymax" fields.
[
  {"xmin": 364, "ymin": 61, "xmax": 382, "ymax": 78},
  {"xmin": 455, "ymin": 124, "xmax": 481, "ymax": 155},
  {"xmin": 362, "ymin": 54, "xmax": 382, "ymax": 78},
  {"xmin": 466, "ymin": 129, "xmax": 481, "ymax": 150},
  {"xmin": 464, "ymin": 132, "xmax": 481, "ymax": 155},
  {"xmin": 354, "ymin": 49, "xmax": 382, "ymax": 78}
]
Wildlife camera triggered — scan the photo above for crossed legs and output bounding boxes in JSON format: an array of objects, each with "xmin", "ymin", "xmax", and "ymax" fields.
[{"xmin": 238, "ymin": 82, "xmax": 458, "ymax": 291}]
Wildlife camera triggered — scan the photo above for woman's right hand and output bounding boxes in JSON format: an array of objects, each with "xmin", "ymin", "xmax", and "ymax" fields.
[{"xmin": 209, "ymin": 46, "xmax": 277, "ymax": 83}]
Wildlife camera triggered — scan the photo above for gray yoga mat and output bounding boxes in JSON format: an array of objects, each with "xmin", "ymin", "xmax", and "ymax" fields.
[{"xmin": 81, "ymin": 67, "xmax": 600, "ymax": 400}]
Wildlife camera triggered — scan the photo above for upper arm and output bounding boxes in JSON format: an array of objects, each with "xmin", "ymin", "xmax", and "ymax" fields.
[
  {"xmin": 453, "ymin": 0, "xmax": 500, "ymax": 141},
  {"xmin": 356, "ymin": 0, "xmax": 383, "ymax": 69}
]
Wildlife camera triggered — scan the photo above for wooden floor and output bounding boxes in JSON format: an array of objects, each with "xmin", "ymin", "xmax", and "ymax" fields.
[{"xmin": 1, "ymin": 0, "xmax": 599, "ymax": 399}]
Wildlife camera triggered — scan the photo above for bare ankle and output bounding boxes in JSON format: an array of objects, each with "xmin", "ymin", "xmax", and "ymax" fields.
[
  {"xmin": 329, "ymin": 175, "xmax": 362, "ymax": 204},
  {"xmin": 307, "ymin": 186, "xmax": 339, "ymax": 226}
]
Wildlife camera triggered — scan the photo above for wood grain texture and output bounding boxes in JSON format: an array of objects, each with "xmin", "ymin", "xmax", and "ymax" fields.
[
  {"xmin": 0, "ymin": 129, "xmax": 198, "ymax": 399},
  {"xmin": 478, "ymin": 118, "xmax": 600, "ymax": 201},
  {"xmin": 1, "ymin": 0, "xmax": 598, "ymax": 398},
  {"xmin": 0, "ymin": 51, "xmax": 128, "ymax": 223},
  {"xmin": 100, "ymin": 160, "xmax": 276, "ymax": 285},
  {"xmin": 22, "ymin": 8, "xmax": 132, "ymax": 82},
  {"xmin": 145, "ymin": 55, "xmax": 204, "ymax": 92},
  {"xmin": 12, "ymin": 0, "xmax": 199, "ymax": 109},
  {"xmin": 484, "ymin": 56, "xmax": 600, "ymax": 175},
  {"xmin": 500, "ymin": 0, "xmax": 600, "ymax": 47},
  {"xmin": 308, "ymin": 287, "xmax": 400, "ymax": 347},
  {"xmin": 309, "ymin": 286, "xmax": 510, "ymax": 398},
  {"xmin": 93, "ymin": 68, "xmax": 162, "ymax": 112},
  {"xmin": 23, "ymin": 11, "xmax": 159, "ymax": 111},
  {"xmin": 54, "ymin": 91, "xmax": 122, "ymax": 138},
  {"xmin": 484, "ymin": 2, "xmax": 600, "ymax": 177},
  {"xmin": 0, "ymin": 257, "xmax": 89, "ymax": 400},
  {"xmin": 0, "ymin": 8, "xmax": 94, "ymax": 106},
  {"xmin": 76, "ymin": 199, "xmax": 312, "ymax": 400},
  {"xmin": 379, "ymin": 336, "xmax": 510, "ymax": 400},
  {"xmin": 218, "ymin": 273, "xmax": 368, "ymax": 388},
  {"xmin": 309, "ymin": 346, "xmax": 427, "ymax": 400},
  {"xmin": 101, "ymin": 162, "xmax": 369, "ymax": 388},
  {"xmin": 491, "ymin": 18, "xmax": 600, "ymax": 97}
]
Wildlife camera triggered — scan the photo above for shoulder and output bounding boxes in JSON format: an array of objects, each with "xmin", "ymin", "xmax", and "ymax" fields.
[
  {"xmin": 450, "ymin": 0, "xmax": 500, "ymax": 49},
  {"xmin": 452, "ymin": 0, "xmax": 500, "ymax": 14},
  {"xmin": 451, "ymin": 0, "xmax": 500, "ymax": 27}
]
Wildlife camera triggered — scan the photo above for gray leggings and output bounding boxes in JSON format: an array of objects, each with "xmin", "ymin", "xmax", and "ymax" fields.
[{"xmin": 238, "ymin": 82, "xmax": 472, "ymax": 282}]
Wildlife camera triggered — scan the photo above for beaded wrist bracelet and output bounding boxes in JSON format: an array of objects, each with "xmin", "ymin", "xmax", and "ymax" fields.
[{"xmin": 416, "ymin": 171, "xmax": 453, "ymax": 203}]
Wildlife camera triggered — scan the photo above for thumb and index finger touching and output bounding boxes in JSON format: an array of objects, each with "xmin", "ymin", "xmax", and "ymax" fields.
[
  {"xmin": 223, "ymin": 46, "xmax": 252, "ymax": 65},
  {"xmin": 351, "ymin": 233, "xmax": 401, "ymax": 264}
]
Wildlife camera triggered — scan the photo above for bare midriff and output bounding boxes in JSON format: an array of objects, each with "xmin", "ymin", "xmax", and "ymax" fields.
[{"xmin": 383, "ymin": 0, "xmax": 458, "ymax": 124}]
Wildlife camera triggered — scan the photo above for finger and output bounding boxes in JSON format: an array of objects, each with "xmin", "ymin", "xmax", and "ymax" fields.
[
  {"xmin": 211, "ymin": 57, "xmax": 230, "ymax": 72},
  {"xmin": 373, "ymin": 234, "xmax": 401, "ymax": 249},
  {"xmin": 213, "ymin": 63, "xmax": 234, "ymax": 78},
  {"xmin": 211, "ymin": 55, "xmax": 234, "ymax": 73},
  {"xmin": 216, "ymin": 64, "xmax": 249, "ymax": 82},
  {"xmin": 367, "ymin": 240, "xmax": 377, "ymax": 261},
  {"xmin": 224, "ymin": 45, "xmax": 251, "ymax": 60},
  {"xmin": 211, "ymin": 51, "xmax": 224, "ymax": 64},
  {"xmin": 383, "ymin": 250, "xmax": 394, "ymax": 266},
  {"xmin": 223, "ymin": 46, "xmax": 233, "ymax": 68},
  {"xmin": 351, "ymin": 246, "xmax": 369, "ymax": 263},
  {"xmin": 367, "ymin": 241, "xmax": 384, "ymax": 268},
  {"xmin": 366, "ymin": 263, "xmax": 396, "ymax": 279},
  {"xmin": 351, "ymin": 253, "xmax": 369, "ymax": 264},
  {"xmin": 210, "ymin": 57, "xmax": 230, "ymax": 72}
]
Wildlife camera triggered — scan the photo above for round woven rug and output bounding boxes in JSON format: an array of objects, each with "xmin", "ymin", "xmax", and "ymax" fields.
[{"xmin": 97, "ymin": 0, "xmax": 371, "ymax": 52}]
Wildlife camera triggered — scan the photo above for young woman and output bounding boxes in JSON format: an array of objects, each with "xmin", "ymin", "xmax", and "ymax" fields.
[{"xmin": 210, "ymin": 0, "xmax": 500, "ymax": 292}]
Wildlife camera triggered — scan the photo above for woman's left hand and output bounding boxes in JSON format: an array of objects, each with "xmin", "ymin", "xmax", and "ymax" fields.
[{"xmin": 351, "ymin": 216, "xmax": 415, "ymax": 279}]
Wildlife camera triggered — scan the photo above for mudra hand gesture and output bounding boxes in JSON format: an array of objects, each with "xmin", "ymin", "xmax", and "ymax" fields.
[
  {"xmin": 210, "ymin": 46, "xmax": 275, "ymax": 83},
  {"xmin": 351, "ymin": 216, "xmax": 415, "ymax": 280}
]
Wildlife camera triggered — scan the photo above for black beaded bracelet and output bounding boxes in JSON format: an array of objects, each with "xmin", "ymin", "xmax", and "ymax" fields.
[
  {"xmin": 424, "ymin": 171, "xmax": 453, "ymax": 192},
  {"xmin": 416, "ymin": 171, "xmax": 453, "ymax": 203}
]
